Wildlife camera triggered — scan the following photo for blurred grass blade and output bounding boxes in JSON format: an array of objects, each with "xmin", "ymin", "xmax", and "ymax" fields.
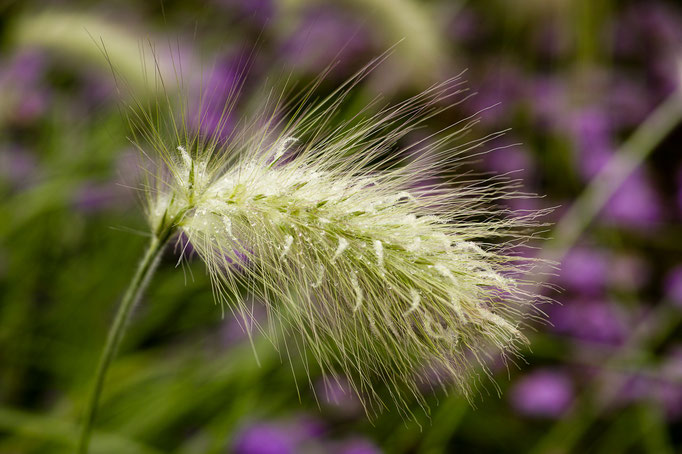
[
  {"xmin": 12, "ymin": 10, "xmax": 176, "ymax": 96},
  {"xmin": 540, "ymin": 88, "xmax": 682, "ymax": 264},
  {"xmin": 0, "ymin": 406, "xmax": 163, "ymax": 454}
]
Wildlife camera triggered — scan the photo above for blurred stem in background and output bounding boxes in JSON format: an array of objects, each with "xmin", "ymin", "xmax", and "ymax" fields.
[
  {"xmin": 574, "ymin": 0, "xmax": 611, "ymax": 70},
  {"xmin": 12, "ymin": 11, "xmax": 171, "ymax": 97},
  {"xmin": 540, "ymin": 86, "xmax": 682, "ymax": 265},
  {"xmin": 530, "ymin": 87, "xmax": 682, "ymax": 454},
  {"xmin": 279, "ymin": 0, "xmax": 448, "ymax": 89},
  {"xmin": 338, "ymin": 0, "xmax": 446, "ymax": 85},
  {"xmin": 77, "ymin": 227, "xmax": 175, "ymax": 454}
]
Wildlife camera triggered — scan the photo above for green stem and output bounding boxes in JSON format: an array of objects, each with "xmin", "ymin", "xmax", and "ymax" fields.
[
  {"xmin": 77, "ymin": 229, "xmax": 174, "ymax": 454},
  {"xmin": 540, "ymin": 88, "xmax": 682, "ymax": 264}
]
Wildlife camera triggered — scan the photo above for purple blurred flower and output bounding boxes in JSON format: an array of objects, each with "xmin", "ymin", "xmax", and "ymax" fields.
[
  {"xmin": 619, "ymin": 355, "xmax": 682, "ymax": 421},
  {"xmin": 504, "ymin": 196, "xmax": 543, "ymax": 217},
  {"xmin": 479, "ymin": 138, "xmax": 539, "ymax": 215},
  {"xmin": 615, "ymin": 2, "xmax": 682, "ymax": 97},
  {"xmin": 616, "ymin": 2, "xmax": 682, "ymax": 57},
  {"xmin": 607, "ymin": 254, "xmax": 650, "ymax": 291},
  {"xmin": 220, "ymin": 302, "xmax": 266, "ymax": 346},
  {"xmin": 569, "ymin": 108, "xmax": 614, "ymax": 179},
  {"xmin": 509, "ymin": 369, "xmax": 573, "ymax": 418},
  {"xmin": 570, "ymin": 104, "xmax": 663, "ymax": 225},
  {"xmin": 294, "ymin": 414, "xmax": 326, "ymax": 440},
  {"xmin": 281, "ymin": 6, "xmax": 371, "ymax": 76},
  {"xmin": 466, "ymin": 63, "xmax": 527, "ymax": 126},
  {"xmin": 447, "ymin": 6, "xmax": 484, "ymax": 44},
  {"xmin": 602, "ymin": 170, "xmax": 662, "ymax": 227},
  {"xmin": 656, "ymin": 380, "xmax": 682, "ymax": 420},
  {"xmin": 232, "ymin": 418, "xmax": 324, "ymax": 454},
  {"xmin": 335, "ymin": 438, "xmax": 382, "ymax": 454},
  {"xmin": 233, "ymin": 422, "xmax": 299, "ymax": 454},
  {"xmin": 663, "ymin": 345, "xmax": 682, "ymax": 378},
  {"xmin": 115, "ymin": 149, "xmax": 144, "ymax": 184},
  {"xmin": 190, "ymin": 56, "xmax": 246, "ymax": 140},
  {"xmin": 607, "ymin": 76, "xmax": 654, "ymax": 127},
  {"xmin": 557, "ymin": 247, "xmax": 608, "ymax": 294},
  {"xmin": 79, "ymin": 70, "xmax": 116, "ymax": 111},
  {"xmin": 484, "ymin": 141, "xmax": 535, "ymax": 178},
  {"xmin": 0, "ymin": 50, "xmax": 50, "ymax": 125},
  {"xmin": 174, "ymin": 232, "xmax": 195, "ymax": 259},
  {"xmin": 72, "ymin": 182, "xmax": 130, "ymax": 213},
  {"xmin": 221, "ymin": 248, "xmax": 250, "ymax": 274},
  {"xmin": 648, "ymin": 56, "xmax": 681, "ymax": 99},
  {"xmin": 530, "ymin": 76, "xmax": 567, "ymax": 131},
  {"xmin": 3, "ymin": 50, "xmax": 45, "ymax": 85},
  {"xmin": 549, "ymin": 299, "xmax": 627, "ymax": 345},
  {"xmin": 618, "ymin": 374, "xmax": 654, "ymax": 407},
  {"xmin": 15, "ymin": 90, "xmax": 48, "ymax": 124},
  {"xmin": 664, "ymin": 266, "xmax": 682, "ymax": 307},
  {"xmin": 0, "ymin": 147, "xmax": 39, "ymax": 189},
  {"xmin": 316, "ymin": 375, "xmax": 363, "ymax": 415},
  {"xmin": 660, "ymin": 346, "xmax": 682, "ymax": 420}
]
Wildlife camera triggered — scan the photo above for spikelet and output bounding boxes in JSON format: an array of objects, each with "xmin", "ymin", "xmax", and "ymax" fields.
[{"xmin": 130, "ymin": 60, "xmax": 545, "ymax": 415}]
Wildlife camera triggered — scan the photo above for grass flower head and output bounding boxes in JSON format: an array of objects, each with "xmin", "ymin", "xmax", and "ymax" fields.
[{"xmin": 129, "ymin": 58, "xmax": 545, "ymax": 415}]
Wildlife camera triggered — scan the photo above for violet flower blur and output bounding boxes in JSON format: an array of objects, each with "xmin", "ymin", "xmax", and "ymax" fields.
[
  {"xmin": 549, "ymin": 299, "xmax": 627, "ymax": 346},
  {"xmin": 190, "ymin": 56, "xmax": 245, "ymax": 141},
  {"xmin": 665, "ymin": 266, "xmax": 682, "ymax": 307},
  {"xmin": 335, "ymin": 438, "xmax": 383, "ymax": 454},
  {"xmin": 570, "ymin": 108, "xmax": 614, "ymax": 179},
  {"xmin": 0, "ymin": 50, "xmax": 49, "ymax": 125},
  {"xmin": 509, "ymin": 369, "xmax": 574, "ymax": 418},
  {"xmin": 0, "ymin": 146, "xmax": 39, "ymax": 190},
  {"xmin": 72, "ymin": 182, "xmax": 131, "ymax": 214},
  {"xmin": 601, "ymin": 170, "xmax": 662, "ymax": 227},
  {"xmin": 465, "ymin": 63, "xmax": 527, "ymax": 126},
  {"xmin": 233, "ymin": 422, "xmax": 299, "ymax": 454},
  {"xmin": 281, "ymin": 6, "xmax": 371, "ymax": 76},
  {"xmin": 557, "ymin": 247, "xmax": 609, "ymax": 295}
]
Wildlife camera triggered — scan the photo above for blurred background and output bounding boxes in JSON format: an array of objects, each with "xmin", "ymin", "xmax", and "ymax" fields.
[{"xmin": 1, "ymin": 0, "xmax": 682, "ymax": 453}]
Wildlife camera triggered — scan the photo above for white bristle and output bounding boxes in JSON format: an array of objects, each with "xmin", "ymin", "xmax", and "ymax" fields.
[
  {"xmin": 332, "ymin": 237, "xmax": 349, "ymax": 262},
  {"xmin": 281, "ymin": 235, "xmax": 294, "ymax": 258},
  {"xmin": 373, "ymin": 240, "xmax": 384, "ymax": 270},
  {"xmin": 404, "ymin": 289, "xmax": 421, "ymax": 315}
]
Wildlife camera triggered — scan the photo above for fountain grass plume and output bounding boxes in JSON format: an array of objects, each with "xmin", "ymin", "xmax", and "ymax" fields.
[
  {"xmin": 124, "ymin": 55, "xmax": 548, "ymax": 415},
  {"xmin": 77, "ymin": 53, "xmax": 547, "ymax": 453}
]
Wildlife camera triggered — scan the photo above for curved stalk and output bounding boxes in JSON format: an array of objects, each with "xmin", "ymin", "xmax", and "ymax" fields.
[
  {"xmin": 77, "ymin": 229, "xmax": 174, "ymax": 454},
  {"xmin": 540, "ymin": 88, "xmax": 682, "ymax": 264}
]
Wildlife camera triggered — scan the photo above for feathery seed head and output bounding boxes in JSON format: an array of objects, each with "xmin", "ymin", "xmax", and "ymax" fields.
[{"xmin": 130, "ymin": 60, "xmax": 546, "ymax": 415}]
